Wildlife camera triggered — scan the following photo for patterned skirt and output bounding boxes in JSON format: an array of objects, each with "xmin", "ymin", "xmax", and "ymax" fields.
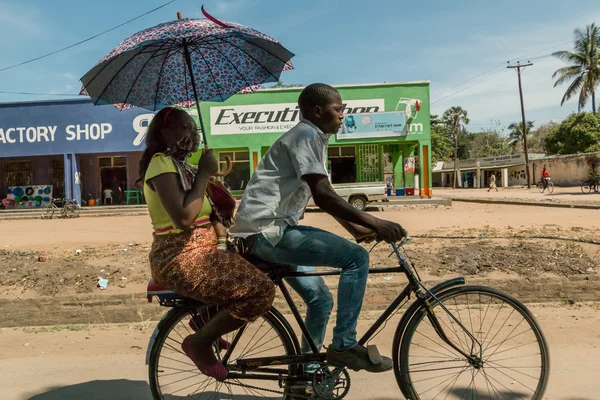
[{"xmin": 149, "ymin": 225, "xmax": 275, "ymax": 322}]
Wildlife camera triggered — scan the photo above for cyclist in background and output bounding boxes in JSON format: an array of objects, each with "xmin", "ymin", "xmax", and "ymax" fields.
[{"xmin": 541, "ymin": 166, "xmax": 550, "ymax": 189}]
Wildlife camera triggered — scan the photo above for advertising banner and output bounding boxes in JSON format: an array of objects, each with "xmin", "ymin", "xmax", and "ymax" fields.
[
  {"xmin": 404, "ymin": 156, "xmax": 415, "ymax": 173},
  {"xmin": 337, "ymin": 111, "xmax": 406, "ymax": 140}
]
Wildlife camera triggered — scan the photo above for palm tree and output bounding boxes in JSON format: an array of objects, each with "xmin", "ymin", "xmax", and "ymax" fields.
[
  {"xmin": 552, "ymin": 23, "xmax": 600, "ymax": 113},
  {"xmin": 507, "ymin": 121, "xmax": 535, "ymax": 152},
  {"xmin": 442, "ymin": 106, "xmax": 470, "ymax": 188}
]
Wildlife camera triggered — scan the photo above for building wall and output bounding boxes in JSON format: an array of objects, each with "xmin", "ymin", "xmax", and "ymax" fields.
[
  {"xmin": 531, "ymin": 152, "xmax": 600, "ymax": 186},
  {"xmin": 508, "ymin": 166, "xmax": 527, "ymax": 186}
]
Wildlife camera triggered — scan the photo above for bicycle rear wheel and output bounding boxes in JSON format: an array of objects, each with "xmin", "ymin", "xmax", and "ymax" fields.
[
  {"xmin": 148, "ymin": 306, "xmax": 298, "ymax": 400},
  {"xmin": 536, "ymin": 182, "xmax": 545, "ymax": 193},
  {"xmin": 41, "ymin": 204, "xmax": 55, "ymax": 219},
  {"xmin": 396, "ymin": 285, "xmax": 550, "ymax": 400}
]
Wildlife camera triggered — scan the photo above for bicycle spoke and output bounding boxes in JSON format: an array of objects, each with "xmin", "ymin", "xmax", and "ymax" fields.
[
  {"xmin": 484, "ymin": 370, "xmax": 528, "ymax": 399},
  {"xmin": 483, "ymin": 312, "xmax": 523, "ymax": 355},
  {"xmin": 412, "ymin": 332, "xmax": 465, "ymax": 360},
  {"xmin": 485, "ymin": 360, "xmax": 541, "ymax": 381},
  {"xmin": 159, "ymin": 355, "xmax": 195, "ymax": 367}
]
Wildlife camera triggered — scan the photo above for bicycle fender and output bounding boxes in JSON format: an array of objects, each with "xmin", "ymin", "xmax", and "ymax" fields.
[
  {"xmin": 145, "ymin": 308, "xmax": 185, "ymax": 365},
  {"xmin": 268, "ymin": 306, "xmax": 302, "ymax": 356},
  {"xmin": 392, "ymin": 277, "xmax": 465, "ymax": 398}
]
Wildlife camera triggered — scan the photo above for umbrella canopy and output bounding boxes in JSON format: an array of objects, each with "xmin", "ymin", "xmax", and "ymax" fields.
[{"xmin": 80, "ymin": 8, "xmax": 294, "ymax": 143}]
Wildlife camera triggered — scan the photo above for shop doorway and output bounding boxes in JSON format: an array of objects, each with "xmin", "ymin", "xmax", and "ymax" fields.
[
  {"xmin": 99, "ymin": 156, "xmax": 127, "ymax": 205},
  {"xmin": 100, "ymin": 168, "xmax": 126, "ymax": 204},
  {"xmin": 328, "ymin": 146, "xmax": 356, "ymax": 184}
]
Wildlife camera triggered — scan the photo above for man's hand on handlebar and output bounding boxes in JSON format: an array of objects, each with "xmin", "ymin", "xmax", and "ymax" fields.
[{"xmin": 372, "ymin": 219, "xmax": 408, "ymax": 243}]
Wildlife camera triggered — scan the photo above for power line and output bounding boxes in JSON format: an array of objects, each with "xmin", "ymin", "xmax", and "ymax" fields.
[
  {"xmin": 0, "ymin": 0, "xmax": 177, "ymax": 74},
  {"xmin": 431, "ymin": 68, "xmax": 510, "ymax": 105},
  {"xmin": 432, "ymin": 39, "xmax": 575, "ymax": 103}
]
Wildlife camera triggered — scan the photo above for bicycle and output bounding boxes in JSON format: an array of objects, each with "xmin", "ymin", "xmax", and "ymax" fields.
[
  {"xmin": 40, "ymin": 198, "xmax": 81, "ymax": 219},
  {"xmin": 146, "ymin": 238, "xmax": 550, "ymax": 400},
  {"xmin": 536, "ymin": 177, "xmax": 554, "ymax": 194}
]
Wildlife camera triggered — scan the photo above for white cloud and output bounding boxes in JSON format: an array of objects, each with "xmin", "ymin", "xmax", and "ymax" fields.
[{"xmin": 63, "ymin": 72, "xmax": 77, "ymax": 81}]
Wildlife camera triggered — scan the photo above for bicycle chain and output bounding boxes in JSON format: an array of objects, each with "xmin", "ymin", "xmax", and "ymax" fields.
[{"xmin": 225, "ymin": 380, "xmax": 314, "ymax": 399}]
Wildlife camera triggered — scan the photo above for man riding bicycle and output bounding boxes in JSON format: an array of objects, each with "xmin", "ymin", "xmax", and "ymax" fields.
[
  {"xmin": 541, "ymin": 166, "xmax": 550, "ymax": 189},
  {"xmin": 231, "ymin": 83, "xmax": 406, "ymax": 374}
]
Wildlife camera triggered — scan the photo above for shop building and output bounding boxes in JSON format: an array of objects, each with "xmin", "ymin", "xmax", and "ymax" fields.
[{"xmin": 189, "ymin": 81, "xmax": 432, "ymax": 197}]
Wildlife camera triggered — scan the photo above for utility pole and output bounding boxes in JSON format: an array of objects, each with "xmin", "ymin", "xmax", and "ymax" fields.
[{"xmin": 507, "ymin": 61, "xmax": 533, "ymax": 189}]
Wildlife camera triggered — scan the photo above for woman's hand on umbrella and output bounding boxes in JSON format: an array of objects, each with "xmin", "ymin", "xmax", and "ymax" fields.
[{"xmin": 198, "ymin": 148, "xmax": 219, "ymax": 177}]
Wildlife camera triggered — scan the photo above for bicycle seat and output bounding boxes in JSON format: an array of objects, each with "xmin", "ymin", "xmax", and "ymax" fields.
[{"xmin": 147, "ymin": 279, "xmax": 184, "ymax": 303}]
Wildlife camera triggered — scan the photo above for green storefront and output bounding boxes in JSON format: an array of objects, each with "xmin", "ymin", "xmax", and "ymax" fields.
[{"xmin": 189, "ymin": 81, "xmax": 432, "ymax": 197}]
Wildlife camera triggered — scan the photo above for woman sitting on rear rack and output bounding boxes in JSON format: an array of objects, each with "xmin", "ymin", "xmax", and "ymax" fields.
[{"xmin": 137, "ymin": 106, "xmax": 275, "ymax": 380}]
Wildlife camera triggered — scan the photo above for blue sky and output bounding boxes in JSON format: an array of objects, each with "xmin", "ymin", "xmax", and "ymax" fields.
[{"xmin": 0, "ymin": 0, "xmax": 598, "ymax": 133}]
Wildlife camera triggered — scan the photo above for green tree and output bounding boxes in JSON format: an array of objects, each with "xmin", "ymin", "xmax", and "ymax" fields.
[
  {"xmin": 442, "ymin": 107, "xmax": 470, "ymax": 188},
  {"xmin": 552, "ymin": 23, "xmax": 600, "ymax": 113},
  {"xmin": 507, "ymin": 121, "xmax": 535, "ymax": 153},
  {"xmin": 465, "ymin": 131, "xmax": 511, "ymax": 158},
  {"xmin": 431, "ymin": 125, "xmax": 453, "ymax": 164},
  {"xmin": 545, "ymin": 112, "xmax": 600, "ymax": 154},
  {"xmin": 271, "ymin": 81, "xmax": 301, "ymax": 88}
]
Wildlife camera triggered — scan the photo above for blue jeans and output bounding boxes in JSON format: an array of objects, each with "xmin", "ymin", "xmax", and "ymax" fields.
[{"xmin": 246, "ymin": 226, "xmax": 370, "ymax": 351}]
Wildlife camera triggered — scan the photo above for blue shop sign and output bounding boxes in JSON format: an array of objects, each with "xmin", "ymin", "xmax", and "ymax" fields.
[{"xmin": 0, "ymin": 99, "xmax": 155, "ymax": 157}]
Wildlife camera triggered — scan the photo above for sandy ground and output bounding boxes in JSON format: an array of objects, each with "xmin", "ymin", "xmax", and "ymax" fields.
[{"xmin": 0, "ymin": 303, "xmax": 598, "ymax": 400}]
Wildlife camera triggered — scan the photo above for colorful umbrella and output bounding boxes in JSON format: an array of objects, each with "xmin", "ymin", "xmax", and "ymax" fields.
[{"xmin": 80, "ymin": 7, "xmax": 294, "ymax": 144}]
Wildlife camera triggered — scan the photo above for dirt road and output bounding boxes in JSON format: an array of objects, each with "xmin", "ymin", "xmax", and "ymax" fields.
[
  {"xmin": 1, "ymin": 303, "xmax": 598, "ymax": 400},
  {"xmin": 3, "ymin": 202, "xmax": 599, "ymax": 251}
]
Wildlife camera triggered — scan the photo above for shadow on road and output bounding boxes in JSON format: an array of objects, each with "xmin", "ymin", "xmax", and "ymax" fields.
[{"xmin": 26, "ymin": 379, "xmax": 273, "ymax": 400}]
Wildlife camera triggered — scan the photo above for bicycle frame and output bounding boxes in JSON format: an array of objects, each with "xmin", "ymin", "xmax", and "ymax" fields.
[{"xmin": 224, "ymin": 239, "xmax": 478, "ymax": 382}]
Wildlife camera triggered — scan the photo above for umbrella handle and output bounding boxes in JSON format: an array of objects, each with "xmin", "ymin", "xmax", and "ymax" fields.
[
  {"xmin": 216, "ymin": 156, "xmax": 233, "ymax": 177},
  {"xmin": 204, "ymin": 145, "xmax": 233, "ymax": 177}
]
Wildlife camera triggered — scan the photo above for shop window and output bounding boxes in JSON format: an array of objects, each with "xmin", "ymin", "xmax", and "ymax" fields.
[
  {"xmin": 219, "ymin": 150, "xmax": 250, "ymax": 191},
  {"xmin": 113, "ymin": 156, "xmax": 127, "ymax": 167},
  {"xmin": 99, "ymin": 157, "xmax": 112, "ymax": 168},
  {"xmin": 3, "ymin": 160, "xmax": 33, "ymax": 187}
]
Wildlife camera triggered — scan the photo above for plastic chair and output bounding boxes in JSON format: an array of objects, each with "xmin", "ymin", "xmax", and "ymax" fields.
[{"xmin": 103, "ymin": 189, "xmax": 113, "ymax": 205}]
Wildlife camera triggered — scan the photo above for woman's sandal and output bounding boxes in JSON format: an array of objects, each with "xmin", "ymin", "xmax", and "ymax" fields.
[
  {"xmin": 181, "ymin": 336, "xmax": 228, "ymax": 380},
  {"xmin": 188, "ymin": 316, "xmax": 231, "ymax": 351}
]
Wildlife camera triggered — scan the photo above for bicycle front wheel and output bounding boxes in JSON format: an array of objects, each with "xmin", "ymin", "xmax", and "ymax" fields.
[
  {"xmin": 65, "ymin": 203, "xmax": 81, "ymax": 218},
  {"xmin": 396, "ymin": 285, "xmax": 550, "ymax": 400},
  {"xmin": 547, "ymin": 181, "xmax": 554, "ymax": 194},
  {"xmin": 148, "ymin": 306, "xmax": 298, "ymax": 400}
]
